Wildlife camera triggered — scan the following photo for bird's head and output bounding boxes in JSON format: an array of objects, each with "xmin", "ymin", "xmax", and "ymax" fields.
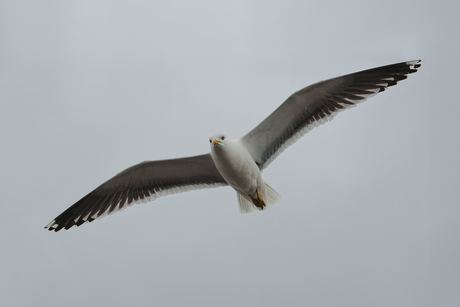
[{"xmin": 209, "ymin": 134, "xmax": 226, "ymax": 147}]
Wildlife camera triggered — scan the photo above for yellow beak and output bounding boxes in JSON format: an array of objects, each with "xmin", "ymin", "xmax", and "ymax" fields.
[{"xmin": 212, "ymin": 138, "xmax": 220, "ymax": 145}]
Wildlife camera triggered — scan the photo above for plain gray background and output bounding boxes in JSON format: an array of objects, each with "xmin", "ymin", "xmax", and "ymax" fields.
[{"xmin": 1, "ymin": 0, "xmax": 459, "ymax": 306}]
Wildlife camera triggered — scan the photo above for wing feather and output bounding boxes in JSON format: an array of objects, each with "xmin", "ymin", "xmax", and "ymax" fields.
[
  {"xmin": 241, "ymin": 60, "xmax": 421, "ymax": 169},
  {"xmin": 45, "ymin": 153, "xmax": 227, "ymax": 231}
]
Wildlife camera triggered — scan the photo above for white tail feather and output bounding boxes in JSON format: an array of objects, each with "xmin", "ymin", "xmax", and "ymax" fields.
[
  {"xmin": 237, "ymin": 193, "xmax": 257, "ymax": 213},
  {"xmin": 263, "ymin": 181, "xmax": 282, "ymax": 207},
  {"xmin": 237, "ymin": 181, "xmax": 282, "ymax": 214}
]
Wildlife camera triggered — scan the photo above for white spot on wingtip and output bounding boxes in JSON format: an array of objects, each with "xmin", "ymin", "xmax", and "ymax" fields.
[
  {"xmin": 406, "ymin": 60, "xmax": 421, "ymax": 70},
  {"xmin": 82, "ymin": 212, "xmax": 91, "ymax": 222},
  {"xmin": 45, "ymin": 220, "xmax": 56, "ymax": 229}
]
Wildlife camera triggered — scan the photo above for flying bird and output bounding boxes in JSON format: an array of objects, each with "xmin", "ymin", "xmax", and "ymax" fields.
[{"xmin": 45, "ymin": 60, "xmax": 421, "ymax": 231}]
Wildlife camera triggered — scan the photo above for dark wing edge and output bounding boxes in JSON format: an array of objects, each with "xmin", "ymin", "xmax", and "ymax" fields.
[
  {"xmin": 241, "ymin": 60, "xmax": 421, "ymax": 170},
  {"xmin": 45, "ymin": 153, "xmax": 227, "ymax": 232}
]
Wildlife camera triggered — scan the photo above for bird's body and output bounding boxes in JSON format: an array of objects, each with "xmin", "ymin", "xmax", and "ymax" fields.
[
  {"xmin": 45, "ymin": 60, "xmax": 421, "ymax": 231},
  {"xmin": 209, "ymin": 135, "xmax": 281, "ymax": 211},
  {"xmin": 210, "ymin": 136, "xmax": 261, "ymax": 196}
]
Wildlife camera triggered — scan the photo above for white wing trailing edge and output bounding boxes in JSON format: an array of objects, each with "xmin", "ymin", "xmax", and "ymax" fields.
[{"xmin": 241, "ymin": 60, "xmax": 421, "ymax": 170}]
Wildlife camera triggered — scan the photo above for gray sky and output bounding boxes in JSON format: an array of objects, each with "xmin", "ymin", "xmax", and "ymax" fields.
[{"xmin": 1, "ymin": 0, "xmax": 459, "ymax": 306}]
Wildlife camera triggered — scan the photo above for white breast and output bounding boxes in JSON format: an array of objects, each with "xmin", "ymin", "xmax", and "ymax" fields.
[{"xmin": 210, "ymin": 138, "xmax": 262, "ymax": 195}]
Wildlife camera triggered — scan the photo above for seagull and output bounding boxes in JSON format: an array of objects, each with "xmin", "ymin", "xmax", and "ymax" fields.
[{"xmin": 45, "ymin": 60, "xmax": 421, "ymax": 231}]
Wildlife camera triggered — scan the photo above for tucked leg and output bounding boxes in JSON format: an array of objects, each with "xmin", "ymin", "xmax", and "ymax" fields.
[{"xmin": 249, "ymin": 188, "xmax": 266, "ymax": 209}]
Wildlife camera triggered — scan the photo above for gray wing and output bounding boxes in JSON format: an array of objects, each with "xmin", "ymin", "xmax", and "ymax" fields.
[
  {"xmin": 241, "ymin": 60, "xmax": 421, "ymax": 170},
  {"xmin": 45, "ymin": 154, "xmax": 227, "ymax": 231}
]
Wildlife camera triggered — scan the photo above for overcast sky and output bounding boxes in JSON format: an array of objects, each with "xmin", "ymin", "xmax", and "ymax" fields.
[{"xmin": 1, "ymin": 0, "xmax": 459, "ymax": 306}]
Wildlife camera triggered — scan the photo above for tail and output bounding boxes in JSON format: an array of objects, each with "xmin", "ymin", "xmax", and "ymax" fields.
[{"xmin": 237, "ymin": 181, "xmax": 282, "ymax": 214}]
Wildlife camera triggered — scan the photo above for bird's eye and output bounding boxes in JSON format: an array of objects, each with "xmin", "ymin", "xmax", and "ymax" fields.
[
  {"xmin": 209, "ymin": 139, "xmax": 212, "ymax": 143},
  {"xmin": 221, "ymin": 136, "xmax": 225, "ymax": 140}
]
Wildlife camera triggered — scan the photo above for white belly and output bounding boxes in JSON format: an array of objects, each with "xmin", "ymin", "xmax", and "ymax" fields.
[{"xmin": 210, "ymin": 138, "xmax": 262, "ymax": 195}]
